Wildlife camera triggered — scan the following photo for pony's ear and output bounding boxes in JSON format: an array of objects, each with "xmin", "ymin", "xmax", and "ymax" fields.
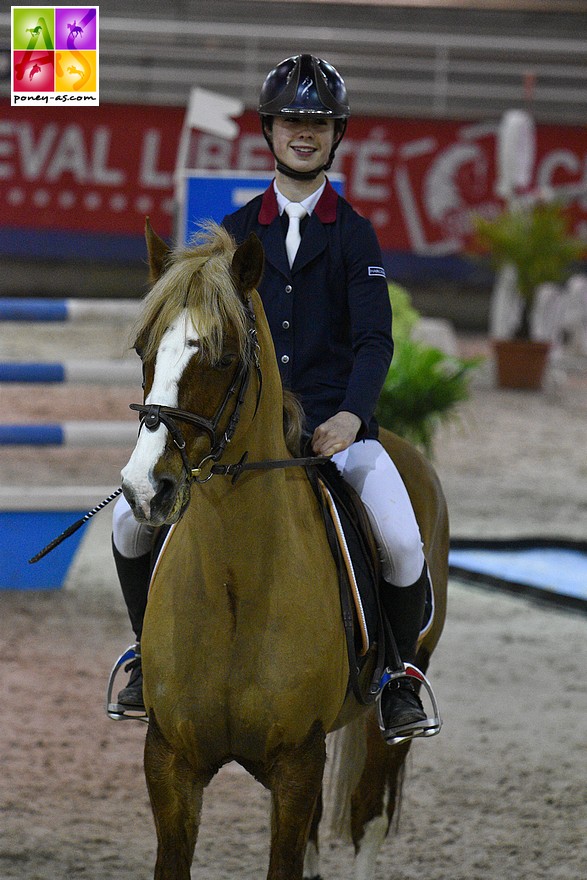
[
  {"xmin": 231, "ymin": 233, "xmax": 265, "ymax": 298},
  {"xmin": 145, "ymin": 217, "xmax": 171, "ymax": 283}
]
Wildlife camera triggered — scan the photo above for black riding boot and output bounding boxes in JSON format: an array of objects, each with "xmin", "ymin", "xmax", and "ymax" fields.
[
  {"xmin": 379, "ymin": 563, "xmax": 429, "ymax": 739},
  {"xmin": 112, "ymin": 539, "xmax": 151, "ymax": 710}
]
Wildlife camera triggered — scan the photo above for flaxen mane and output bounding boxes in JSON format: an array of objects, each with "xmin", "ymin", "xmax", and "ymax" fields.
[{"xmin": 132, "ymin": 222, "xmax": 250, "ymax": 365}]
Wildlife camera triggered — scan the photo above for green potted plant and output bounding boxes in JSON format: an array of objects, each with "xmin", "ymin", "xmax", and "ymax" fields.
[{"xmin": 473, "ymin": 200, "xmax": 585, "ymax": 389}]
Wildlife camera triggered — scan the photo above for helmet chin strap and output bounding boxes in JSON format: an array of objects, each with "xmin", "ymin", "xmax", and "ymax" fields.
[
  {"xmin": 275, "ymin": 159, "xmax": 325, "ymax": 181},
  {"xmin": 274, "ymin": 141, "xmax": 340, "ymax": 182}
]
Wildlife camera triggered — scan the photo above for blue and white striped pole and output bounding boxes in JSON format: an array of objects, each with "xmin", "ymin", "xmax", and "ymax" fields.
[
  {"xmin": 0, "ymin": 422, "xmax": 138, "ymax": 446},
  {"xmin": 0, "ymin": 298, "xmax": 139, "ymax": 322},
  {"xmin": 0, "ymin": 360, "xmax": 140, "ymax": 384}
]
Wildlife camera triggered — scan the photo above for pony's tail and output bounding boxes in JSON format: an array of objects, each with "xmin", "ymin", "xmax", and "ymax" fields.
[
  {"xmin": 322, "ymin": 716, "xmax": 408, "ymax": 845},
  {"xmin": 322, "ymin": 716, "xmax": 367, "ymax": 842}
]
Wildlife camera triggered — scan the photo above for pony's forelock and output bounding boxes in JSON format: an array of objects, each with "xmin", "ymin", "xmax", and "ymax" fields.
[{"xmin": 132, "ymin": 222, "xmax": 249, "ymax": 364}]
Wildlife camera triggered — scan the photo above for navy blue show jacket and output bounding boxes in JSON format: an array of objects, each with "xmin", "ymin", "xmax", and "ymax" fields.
[{"xmin": 222, "ymin": 180, "xmax": 393, "ymax": 440}]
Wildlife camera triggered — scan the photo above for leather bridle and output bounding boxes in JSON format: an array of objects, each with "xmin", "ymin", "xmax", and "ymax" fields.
[{"xmin": 129, "ymin": 298, "xmax": 262, "ymax": 483}]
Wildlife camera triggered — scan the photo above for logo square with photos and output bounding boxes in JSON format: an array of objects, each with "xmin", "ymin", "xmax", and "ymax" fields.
[{"xmin": 11, "ymin": 6, "xmax": 99, "ymax": 105}]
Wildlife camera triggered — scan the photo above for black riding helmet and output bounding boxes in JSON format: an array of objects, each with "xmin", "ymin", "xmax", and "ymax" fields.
[{"xmin": 258, "ymin": 54, "xmax": 350, "ymax": 181}]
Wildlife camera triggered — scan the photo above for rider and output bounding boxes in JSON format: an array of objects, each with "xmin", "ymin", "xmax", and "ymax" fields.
[{"xmin": 111, "ymin": 54, "xmax": 432, "ymax": 742}]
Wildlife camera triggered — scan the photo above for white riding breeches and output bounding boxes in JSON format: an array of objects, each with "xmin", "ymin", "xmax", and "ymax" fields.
[
  {"xmin": 112, "ymin": 495, "xmax": 158, "ymax": 559},
  {"xmin": 332, "ymin": 440, "xmax": 425, "ymax": 587},
  {"xmin": 112, "ymin": 439, "xmax": 425, "ymax": 587}
]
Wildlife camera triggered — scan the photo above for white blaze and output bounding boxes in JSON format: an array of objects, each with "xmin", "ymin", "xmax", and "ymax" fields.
[{"xmin": 121, "ymin": 310, "xmax": 199, "ymax": 514}]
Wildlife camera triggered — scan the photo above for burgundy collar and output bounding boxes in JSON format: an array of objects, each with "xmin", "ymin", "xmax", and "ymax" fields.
[{"xmin": 258, "ymin": 179, "xmax": 339, "ymax": 225}]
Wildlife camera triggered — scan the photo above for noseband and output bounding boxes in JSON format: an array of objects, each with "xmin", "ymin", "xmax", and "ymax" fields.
[{"xmin": 129, "ymin": 298, "xmax": 261, "ymax": 483}]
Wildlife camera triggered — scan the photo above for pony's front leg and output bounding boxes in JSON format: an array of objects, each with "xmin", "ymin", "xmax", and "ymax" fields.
[
  {"xmin": 267, "ymin": 722, "xmax": 327, "ymax": 880},
  {"xmin": 144, "ymin": 716, "xmax": 206, "ymax": 880}
]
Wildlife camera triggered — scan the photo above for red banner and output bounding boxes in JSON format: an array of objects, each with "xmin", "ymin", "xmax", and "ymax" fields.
[
  {"xmin": 0, "ymin": 102, "xmax": 181, "ymax": 238},
  {"xmin": 1, "ymin": 100, "xmax": 586, "ymax": 254}
]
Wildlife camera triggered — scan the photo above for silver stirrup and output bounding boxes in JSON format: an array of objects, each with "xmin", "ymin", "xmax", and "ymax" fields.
[
  {"xmin": 377, "ymin": 661, "xmax": 442, "ymax": 746},
  {"xmin": 105, "ymin": 643, "xmax": 148, "ymax": 723}
]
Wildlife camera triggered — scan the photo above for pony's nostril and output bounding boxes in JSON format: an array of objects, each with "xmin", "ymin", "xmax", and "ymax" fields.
[
  {"xmin": 121, "ymin": 479, "xmax": 138, "ymax": 511},
  {"xmin": 152, "ymin": 477, "xmax": 175, "ymax": 511},
  {"xmin": 121, "ymin": 480, "xmax": 150, "ymax": 519}
]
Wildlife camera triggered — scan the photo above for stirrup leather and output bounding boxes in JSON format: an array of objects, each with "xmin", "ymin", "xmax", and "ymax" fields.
[
  {"xmin": 105, "ymin": 643, "xmax": 148, "ymax": 723},
  {"xmin": 376, "ymin": 661, "xmax": 442, "ymax": 746}
]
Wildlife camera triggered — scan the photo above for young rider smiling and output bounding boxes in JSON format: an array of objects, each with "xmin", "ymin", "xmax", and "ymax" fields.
[{"xmin": 270, "ymin": 116, "xmax": 337, "ymax": 191}]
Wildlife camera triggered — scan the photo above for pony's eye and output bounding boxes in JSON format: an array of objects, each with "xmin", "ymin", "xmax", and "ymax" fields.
[{"xmin": 215, "ymin": 353, "xmax": 236, "ymax": 370}]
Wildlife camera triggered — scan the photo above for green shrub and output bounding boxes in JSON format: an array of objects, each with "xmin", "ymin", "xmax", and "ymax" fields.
[{"xmin": 376, "ymin": 284, "xmax": 481, "ymax": 456}]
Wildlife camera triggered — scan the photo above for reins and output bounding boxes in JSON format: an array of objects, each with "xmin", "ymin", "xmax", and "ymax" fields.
[{"xmin": 201, "ymin": 450, "xmax": 331, "ymax": 484}]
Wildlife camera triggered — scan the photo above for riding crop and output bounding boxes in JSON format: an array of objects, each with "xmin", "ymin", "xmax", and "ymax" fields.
[{"xmin": 28, "ymin": 487, "xmax": 123, "ymax": 563}]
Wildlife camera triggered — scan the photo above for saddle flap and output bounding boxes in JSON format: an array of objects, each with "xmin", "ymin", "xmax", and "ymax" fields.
[
  {"xmin": 319, "ymin": 482, "xmax": 374, "ymax": 656},
  {"xmin": 311, "ymin": 461, "xmax": 382, "ymax": 657}
]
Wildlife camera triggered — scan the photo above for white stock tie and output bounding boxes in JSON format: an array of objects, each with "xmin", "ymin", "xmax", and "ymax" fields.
[{"xmin": 284, "ymin": 203, "xmax": 307, "ymax": 267}]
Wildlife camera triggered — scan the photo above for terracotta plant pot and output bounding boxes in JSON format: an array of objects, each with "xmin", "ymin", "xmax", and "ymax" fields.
[{"xmin": 492, "ymin": 339, "xmax": 551, "ymax": 390}]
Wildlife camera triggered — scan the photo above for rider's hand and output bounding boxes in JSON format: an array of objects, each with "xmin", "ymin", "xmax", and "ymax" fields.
[{"xmin": 311, "ymin": 411, "xmax": 361, "ymax": 457}]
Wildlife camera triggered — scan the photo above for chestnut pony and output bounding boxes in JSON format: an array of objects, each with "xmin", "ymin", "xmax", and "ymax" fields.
[{"xmin": 120, "ymin": 221, "xmax": 448, "ymax": 880}]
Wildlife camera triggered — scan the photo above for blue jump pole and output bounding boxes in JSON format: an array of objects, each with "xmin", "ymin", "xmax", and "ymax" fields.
[
  {"xmin": 0, "ymin": 298, "xmax": 139, "ymax": 322},
  {"xmin": 0, "ymin": 360, "xmax": 140, "ymax": 384},
  {"xmin": 0, "ymin": 422, "xmax": 137, "ymax": 446},
  {"xmin": 0, "ymin": 363, "xmax": 66, "ymax": 382}
]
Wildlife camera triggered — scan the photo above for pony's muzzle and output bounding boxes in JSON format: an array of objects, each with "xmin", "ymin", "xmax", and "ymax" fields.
[{"xmin": 121, "ymin": 474, "xmax": 186, "ymax": 526}]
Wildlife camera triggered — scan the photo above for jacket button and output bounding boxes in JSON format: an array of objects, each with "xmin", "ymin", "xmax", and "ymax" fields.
[
  {"xmin": 282, "ymin": 320, "xmax": 290, "ymax": 329},
  {"xmin": 281, "ymin": 355, "xmax": 290, "ymax": 364},
  {"xmin": 285, "ymin": 284, "xmax": 292, "ymax": 293}
]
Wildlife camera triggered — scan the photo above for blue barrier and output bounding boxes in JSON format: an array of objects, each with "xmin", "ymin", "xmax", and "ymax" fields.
[
  {"xmin": 0, "ymin": 486, "xmax": 117, "ymax": 590},
  {"xmin": 1, "ymin": 510, "xmax": 88, "ymax": 590}
]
